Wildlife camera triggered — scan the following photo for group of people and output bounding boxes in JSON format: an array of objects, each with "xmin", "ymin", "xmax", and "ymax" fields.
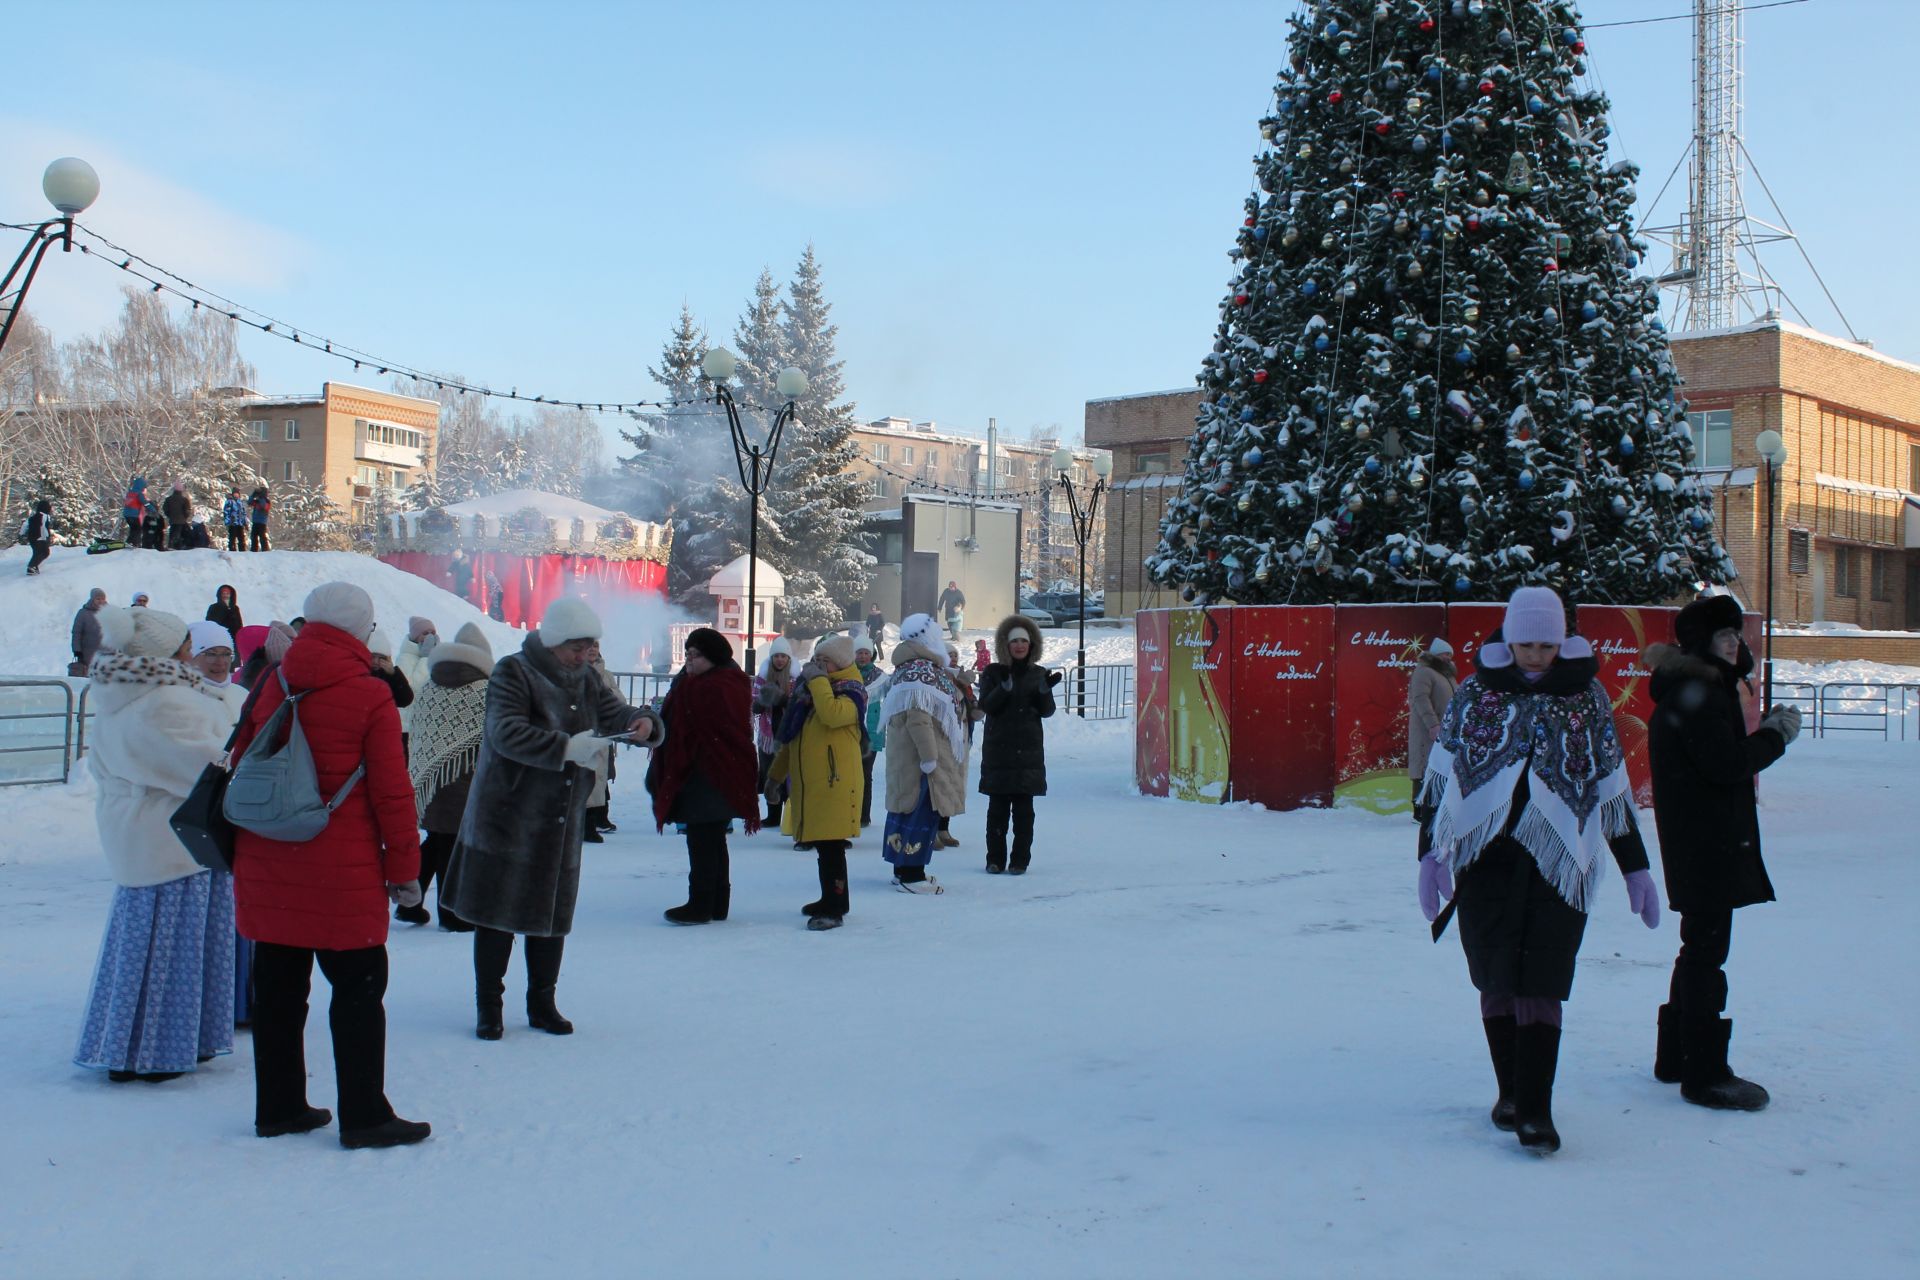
[
  {"xmin": 116, "ymin": 479, "xmax": 272, "ymax": 554},
  {"xmin": 1410, "ymin": 586, "xmax": 1800, "ymax": 1155}
]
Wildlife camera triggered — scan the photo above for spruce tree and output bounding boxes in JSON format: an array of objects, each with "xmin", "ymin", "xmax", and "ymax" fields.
[
  {"xmin": 1149, "ymin": 0, "xmax": 1734, "ymax": 606},
  {"xmin": 775, "ymin": 246, "xmax": 872, "ymax": 632}
]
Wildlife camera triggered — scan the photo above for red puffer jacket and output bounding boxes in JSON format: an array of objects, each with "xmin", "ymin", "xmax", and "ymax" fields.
[{"xmin": 232, "ymin": 622, "xmax": 421, "ymax": 951}]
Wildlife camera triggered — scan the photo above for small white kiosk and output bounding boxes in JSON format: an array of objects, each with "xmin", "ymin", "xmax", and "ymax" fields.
[{"xmin": 668, "ymin": 555, "xmax": 785, "ymax": 668}]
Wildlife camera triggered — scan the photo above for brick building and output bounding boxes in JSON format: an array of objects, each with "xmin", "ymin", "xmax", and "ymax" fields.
[
  {"xmin": 1087, "ymin": 322, "xmax": 1920, "ymax": 643},
  {"xmin": 223, "ymin": 382, "xmax": 441, "ymax": 524}
]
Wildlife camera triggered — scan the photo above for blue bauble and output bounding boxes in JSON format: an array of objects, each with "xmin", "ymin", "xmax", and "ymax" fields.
[
  {"xmin": 1314, "ymin": 333, "xmax": 1330, "ymax": 350},
  {"xmin": 1279, "ymin": 98, "xmax": 1294, "ymax": 113},
  {"xmin": 1454, "ymin": 347, "xmax": 1473, "ymax": 365},
  {"xmin": 1243, "ymin": 447, "xmax": 1264, "ymax": 467},
  {"xmin": 1650, "ymin": 317, "xmax": 1665, "ymax": 332},
  {"xmin": 1527, "ymin": 95, "xmax": 1546, "ymax": 114},
  {"xmin": 1619, "ymin": 434, "xmax": 1636, "ymax": 456},
  {"xmin": 1580, "ymin": 300, "xmax": 1598, "ymax": 321},
  {"xmin": 1325, "ymin": 18, "xmax": 1340, "ymax": 36},
  {"xmin": 1253, "ymin": 226, "xmax": 1268, "ymax": 241},
  {"xmin": 1419, "ymin": 224, "xmax": 1433, "ymax": 242},
  {"xmin": 1294, "ymin": 344, "xmax": 1308, "ymax": 359},
  {"xmin": 1517, "ymin": 470, "xmax": 1535, "ymax": 490},
  {"xmin": 1412, "ymin": 135, "xmax": 1428, "ymax": 153},
  {"xmin": 1239, "ymin": 406, "xmax": 1256, "ymax": 423},
  {"xmin": 1440, "ymin": 130, "xmax": 1453, "ymax": 150},
  {"xmin": 1389, "ymin": 549, "xmax": 1405, "ymax": 567},
  {"xmin": 1301, "ymin": 280, "xmax": 1319, "ymax": 296},
  {"xmin": 1364, "ymin": 457, "xmax": 1382, "ymax": 476},
  {"xmin": 1688, "ymin": 511, "xmax": 1706, "ymax": 530},
  {"xmin": 1454, "ymin": 575, "xmax": 1472, "ymax": 593},
  {"xmin": 1562, "ymin": 26, "xmax": 1579, "ymax": 44},
  {"xmin": 1426, "ymin": 65, "xmax": 1443, "ymax": 83}
]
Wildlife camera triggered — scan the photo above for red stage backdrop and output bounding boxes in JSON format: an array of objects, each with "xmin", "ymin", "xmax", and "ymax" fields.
[
  {"xmin": 1167, "ymin": 607, "xmax": 1235, "ymax": 803},
  {"xmin": 380, "ymin": 552, "xmax": 666, "ymax": 631},
  {"xmin": 1577, "ymin": 605, "xmax": 1677, "ymax": 806},
  {"xmin": 1135, "ymin": 611, "xmax": 1171, "ymax": 797},
  {"xmin": 1231, "ymin": 606, "xmax": 1338, "ymax": 810},
  {"xmin": 1333, "ymin": 603, "xmax": 1446, "ymax": 813}
]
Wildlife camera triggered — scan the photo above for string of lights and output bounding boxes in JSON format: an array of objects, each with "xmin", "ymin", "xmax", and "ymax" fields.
[
  {"xmin": 863, "ymin": 455, "xmax": 1063, "ymax": 503},
  {"xmin": 1585, "ymin": 0, "xmax": 1808, "ymax": 30},
  {"xmin": 56, "ymin": 221, "xmax": 724, "ymax": 417}
]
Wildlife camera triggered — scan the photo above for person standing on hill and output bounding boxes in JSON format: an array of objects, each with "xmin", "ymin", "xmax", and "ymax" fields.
[
  {"xmin": 247, "ymin": 487, "xmax": 271, "ymax": 552},
  {"xmin": 162, "ymin": 482, "xmax": 193, "ymax": 551},
  {"xmin": 1406, "ymin": 636, "xmax": 1456, "ymax": 820},
  {"xmin": 977, "ymin": 615, "xmax": 1058, "ymax": 875},
  {"xmin": 439, "ymin": 599, "xmax": 662, "ymax": 1040},
  {"xmin": 121, "ymin": 478, "xmax": 147, "ymax": 544},
  {"xmin": 1645, "ymin": 594, "xmax": 1800, "ymax": 1114},
  {"xmin": 205, "ymin": 585, "xmax": 243, "ymax": 643},
  {"xmin": 222, "ymin": 489, "xmax": 248, "ymax": 552},
  {"xmin": 23, "ymin": 499, "xmax": 55, "ymax": 575}
]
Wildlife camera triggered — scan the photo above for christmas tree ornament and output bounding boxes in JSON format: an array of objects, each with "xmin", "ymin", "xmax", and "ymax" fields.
[
  {"xmin": 1609, "ymin": 495, "xmax": 1629, "ymax": 516},
  {"xmin": 1618, "ymin": 434, "xmax": 1636, "ymax": 456},
  {"xmin": 1238, "ymin": 494, "xmax": 1253, "ymax": 511},
  {"xmin": 1239, "ymin": 406, "xmax": 1256, "ymax": 422},
  {"xmin": 1460, "ymin": 495, "xmax": 1478, "ymax": 515},
  {"xmin": 1298, "ymin": 142, "xmax": 1314, "ymax": 159},
  {"xmin": 1688, "ymin": 510, "xmax": 1707, "ymax": 530},
  {"xmin": 1328, "ymin": 90, "xmax": 1344, "ymax": 104},
  {"xmin": 1314, "ymin": 333, "xmax": 1331, "ymax": 350},
  {"xmin": 1253, "ymin": 369, "xmax": 1269, "ymax": 384},
  {"xmin": 1411, "ymin": 135, "xmax": 1428, "ymax": 153},
  {"xmin": 1504, "ymin": 153, "xmax": 1532, "ymax": 191},
  {"xmin": 1477, "ymin": 78, "xmax": 1496, "ymax": 96},
  {"xmin": 1410, "ymin": 470, "xmax": 1428, "ymax": 489},
  {"xmin": 1389, "ymin": 549, "xmax": 1405, "ymax": 568},
  {"xmin": 1355, "ymin": 422, "xmax": 1372, "ymax": 440},
  {"xmin": 1407, "ymin": 260, "xmax": 1424, "ymax": 279},
  {"xmin": 1234, "ymin": 292, "xmax": 1250, "ymax": 306},
  {"xmin": 1181, "ymin": 585, "xmax": 1197, "ymax": 603},
  {"xmin": 1243, "ymin": 446, "xmax": 1264, "ymax": 466},
  {"xmin": 1301, "ymin": 280, "xmax": 1318, "ymax": 295},
  {"xmin": 1504, "ymin": 343, "xmax": 1522, "ymax": 361},
  {"xmin": 1228, "ymin": 570, "xmax": 1247, "ymax": 591},
  {"xmin": 1580, "ymin": 300, "xmax": 1598, "ymax": 321},
  {"xmin": 1517, "ymin": 469, "xmax": 1535, "ymax": 490},
  {"xmin": 1454, "ymin": 574, "xmax": 1472, "ymax": 593},
  {"xmin": 1322, "ymin": 232, "xmax": 1337, "ymax": 248},
  {"xmin": 1542, "ymin": 258, "xmax": 1559, "ymax": 273},
  {"xmin": 1463, "ymin": 303, "xmax": 1480, "ymax": 321},
  {"xmin": 1420, "ymin": 18, "xmax": 1436, "ymax": 34},
  {"xmin": 1406, "ymin": 96, "xmax": 1423, "ymax": 114},
  {"xmin": 1527, "ymin": 95, "xmax": 1546, "ymax": 115},
  {"xmin": 1198, "ymin": 512, "xmax": 1212, "ymax": 529},
  {"xmin": 1364, "ymin": 457, "xmax": 1382, "ymax": 476},
  {"xmin": 1374, "ymin": 120, "xmax": 1392, "ymax": 135},
  {"xmin": 1454, "ymin": 346, "xmax": 1473, "ymax": 365},
  {"xmin": 1384, "ymin": 489, "xmax": 1401, "ymax": 506},
  {"xmin": 1282, "ymin": 228, "xmax": 1299, "ymax": 247},
  {"xmin": 1255, "ymin": 560, "xmax": 1272, "ymax": 582}
]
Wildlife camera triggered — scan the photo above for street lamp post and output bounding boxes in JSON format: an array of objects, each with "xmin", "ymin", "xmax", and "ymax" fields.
[
  {"xmin": 1053, "ymin": 447, "xmax": 1112, "ymax": 716},
  {"xmin": 701, "ymin": 346, "xmax": 809, "ymax": 675},
  {"xmin": 0, "ymin": 158, "xmax": 100, "ymax": 357},
  {"xmin": 1754, "ymin": 428, "xmax": 1789, "ymax": 707}
]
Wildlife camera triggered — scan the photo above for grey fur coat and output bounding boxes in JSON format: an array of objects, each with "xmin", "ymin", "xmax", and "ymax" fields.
[{"xmin": 439, "ymin": 634, "xmax": 660, "ymax": 936}]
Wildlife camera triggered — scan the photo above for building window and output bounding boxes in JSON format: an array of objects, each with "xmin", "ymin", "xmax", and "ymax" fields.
[
  {"xmin": 1911, "ymin": 442, "xmax": 1920, "ymax": 490},
  {"xmin": 927, "ymin": 449, "xmax": 939, "ymax": 469},
  {"xmin": 1687, "ymin": 410, "xmax": 1733, "ymax": 468},
  {"xmin": 285, "ymin": 419, "xmax": 301, "ymax": 441},
  {"xmin": 900, "ymin": 446, "xmax": 914, "ymax": 465},
  {"xmin": 282, "ymin": 461, "xmax": 298, "ymax": 482},
  {"xmin": 1835, "ymin": 546, "xmax": 1858, "ymax": 598},
  {"xmin": 871, "ymin": 442, "xmax": 890, "ymax": 462},
  {"xmin": 1871, "ymin": 549, "xmax": 1893, "ymax": 602},
  {"xmin": 1136, "ymin": 451, "xmax": 1171, "ymax": 474},
  {"xmin": 880, "ymin": 532, "xmax": 904, "ymax": 563},
  {"xmin": 250, "ymin": 420, "xmax": 269, "ymax": 441},
  {"xmin": 1787, "ymin": 529, "xmax": 1810, "ymax": 574}
]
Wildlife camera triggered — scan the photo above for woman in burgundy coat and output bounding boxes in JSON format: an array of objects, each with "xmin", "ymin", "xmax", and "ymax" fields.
[{"xmin": 232, "ymin": 583, "xmax": 429, "ymax": 1150}]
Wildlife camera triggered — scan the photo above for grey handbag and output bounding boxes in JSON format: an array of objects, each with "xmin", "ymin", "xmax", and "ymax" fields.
[{"xmin": 223, "ymin": 669, "xmax": 364, "ymax": 842}]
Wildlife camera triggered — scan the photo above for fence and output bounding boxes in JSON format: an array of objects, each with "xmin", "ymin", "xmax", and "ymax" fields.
[
  {"xmin": 605, "ymin": 671, "xmax": 675, "ymax": 709},
  {"xmin": 1059, "ymin": 664, "xmax": 1135, "ymax": 721},
  {"xmin": 0, "ymin": 679, "xmax": 82, "ymax": 787}
]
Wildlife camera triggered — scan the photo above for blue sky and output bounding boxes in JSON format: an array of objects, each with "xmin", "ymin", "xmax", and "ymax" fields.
[{"xmin": 5, "ymin": 0, "xmax": 1912, "ymax": 458}]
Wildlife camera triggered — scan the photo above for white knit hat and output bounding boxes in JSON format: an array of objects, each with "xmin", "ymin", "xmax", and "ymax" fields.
[
  {"xmin": 302, "ymin": 582, "xmax": 377, "ymax": 642},
  {"xmin": 187, "ymin": 619, "xmax": 234, "ymax": 656},
  {"xmin": 538, "ymin": 597, "xmax": 602, "ymax": 645},
  {"xmin": 898, "ymin": 613, "xmax": 948, "ymax": 665},
  {"xmin": 99, "ymin": 606, "xmax": 190, "ymax": 660},
  {"xmin": 366, "ymin": 624, "xmax": 394, "ymax": 659},
  {"xmin": 1501, "ymin": 587, "xmax": 1567, "ymax": 646},
  {"xmin": 812, "ymin": 633, "xmax": 856, "ymax": 672}
]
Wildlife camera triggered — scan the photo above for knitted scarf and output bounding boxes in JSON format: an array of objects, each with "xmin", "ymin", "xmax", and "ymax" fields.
[
  {"xmin": 776, "ymin": 669, "xmax": 868, "ymax": 745},
  {"xmin": 881, "ymin": 657, "xmax": 966, "ymax": 764},
  {"xmin": 408, "ymin": 677, "xmax": 488, "ymax": 818},
  {"xmin": 1418, "ymin": 667, "xmax": 1635, "ymax": 912}
]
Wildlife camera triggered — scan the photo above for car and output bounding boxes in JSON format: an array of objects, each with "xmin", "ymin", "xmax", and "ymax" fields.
[
  {"xmin": 1018, "ymin": 599, "xmax": 1057, "ymax": 627},
  {"xmin": 1030, "ymin": 591, "xmax": 1103, "ymax": 622}
]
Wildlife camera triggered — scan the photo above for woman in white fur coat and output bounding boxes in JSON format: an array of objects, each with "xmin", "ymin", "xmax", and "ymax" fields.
[{"xmin": 74, "ymin": 607, "xmax": 236, "ymax": 1082}]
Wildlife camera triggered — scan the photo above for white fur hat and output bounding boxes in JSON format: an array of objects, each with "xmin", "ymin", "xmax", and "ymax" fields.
[
  {"xmin": 898, "ymin": 613, "xmax": 948, "ymax": 665},
  {"xmin": 187, "ymin": 620, "xmax": 234, "ymax": 656},
  {"xmin": 100, "ymin": 606, "xmax": 190, "ymax": 660},
  {"xmin": 1426, "ymin": 636, "xmax": 1453, "ymax": 657},
  {"xmin": 428, "ymin": 621, "xmax": 495, "ymax": 674},
  {"xmin": 813, "ymin": 633, "xmax": 856, "ymax": 672},
  {"xmin": 538, "ymin": 597, "xmax": 602, "ymax": 645}
]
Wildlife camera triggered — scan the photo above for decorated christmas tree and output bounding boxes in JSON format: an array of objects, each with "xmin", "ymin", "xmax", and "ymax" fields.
[{"xmin": 1149, "ymin": 0, "xmax": 1735, "ymax": 606}]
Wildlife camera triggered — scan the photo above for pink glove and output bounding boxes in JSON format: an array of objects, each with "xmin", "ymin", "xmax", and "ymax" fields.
[
  {"xmin": 1417, "ymin": 853, "xmax": 1453, "ymax": 923},
  {"xmin": 1624, "ymin": 869, "xmax": 1660, "ymax": 929}
]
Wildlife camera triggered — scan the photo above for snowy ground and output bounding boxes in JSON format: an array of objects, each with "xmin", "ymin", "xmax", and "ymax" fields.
[{"xmin": 1, "ymin": 710, "xmax": 1914, "ymax": 1276}]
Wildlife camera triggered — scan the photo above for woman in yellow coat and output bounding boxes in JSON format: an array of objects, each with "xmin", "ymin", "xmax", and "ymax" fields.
[{"xmin": 766, "ymin": 634, "xmax": 867, "ymax": 931}]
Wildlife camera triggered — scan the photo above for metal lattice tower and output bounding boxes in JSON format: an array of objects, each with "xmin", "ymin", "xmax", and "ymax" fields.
[{"xmin": 1646, "ymin": 0, "xmax": 1858, "ymax": 339}]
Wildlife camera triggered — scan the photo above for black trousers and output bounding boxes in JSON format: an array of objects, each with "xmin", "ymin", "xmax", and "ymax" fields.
[
  {"xmin": 250, "ymin": 525, "xmax": 269, "ymax": 551},
  {"xmin": 419, "ymin": 832, "xmax": 454, "ymax": 906},
  {"xmin": 226, "ymin": 524, "xmax": 246, "ymax": 551},
  {"xmin": 684, "ymin": 821, "xmax": 731, "ymax": 910},
  {"xmin": 860, "ymin": 753, "xmax": 875, "ymax": 825},
  {"xmin": 473, "ymin": 928, "xmax": 565, "ymax": 1002},
  {"xmin": 1454, "ymin": 838, "xmax": 1587, "ymax": 1001},
  {"xmin": 168, "ymin": 523, "xmax": 190, "ymax": 550},
  {"xmin": 25, "ymin": 540, "xmax": 50, "ymax": 572},
  {"xmin": 1668, "ymin": 910, "xmax": 1734, "ymax": 1022},
  {"xmin": 814, "ymin": 840, "xmax": 850, "ymax": 915},
  {"xmin": 251, "ymin": 941, "xmax": 395, "ymax": 1131},
  {"xmin": 985, "ymin": 794, "xmax": 1036, "ymax": 869}
]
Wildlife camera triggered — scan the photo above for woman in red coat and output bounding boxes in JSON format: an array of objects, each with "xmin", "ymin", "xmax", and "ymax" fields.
[{"xmin": 231, "ymin": 582, "xmax": 429, "ymax": 1150}]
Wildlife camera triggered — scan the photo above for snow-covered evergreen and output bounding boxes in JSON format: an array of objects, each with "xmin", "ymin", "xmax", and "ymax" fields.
[{"xmin": 1151, "ymin": 0, "xmax": 1734, "ymax": 605}]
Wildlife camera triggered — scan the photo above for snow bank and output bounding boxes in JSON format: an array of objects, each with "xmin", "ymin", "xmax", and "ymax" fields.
[{"xmin": 0, "ymin": 544, "xmax": 523, "ymax": 677}]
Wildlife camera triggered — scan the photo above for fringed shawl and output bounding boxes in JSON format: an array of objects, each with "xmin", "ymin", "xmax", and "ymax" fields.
[
  {"xmin": 409, "ymin": 678, "xmax": 488, "ymax": 820},
  {"xmin": 1418, "ymin": 672, "xmax": 1636, "ymax": 912},
  {"xmin": 881, "ymin": 658, "xmax": 967, "ymax": 764}
]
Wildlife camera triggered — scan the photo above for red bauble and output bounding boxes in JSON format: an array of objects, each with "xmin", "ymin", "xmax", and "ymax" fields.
[
  {"xmin": 1253, "ymin": 369, "xmax": 1269, "ymax": 383},
  {"xmin": 1478, "ymin": 78, "xmax": 1496, "ymax": 95},
  {"xmin": 1573, "ymin": 39, "xmax": 1586, "ymax": 53},
  {"xmin": 1207, "ymin": 549, "xmax": 1220, "ymax": 562},
  {"xmin": 1244, "ymin": 216, "xmax": 1254, "ymax": 226},
  {"xmin": 1467, "ymin": 214, "xmax": 1481, "ymax": 232},
  {"xmin": 1391, "ymin": 188, "xmax": 1408, "ymax": 201},
  {"xmin": 1374, "ymin": 120, "xmax": 1391, "ymax": 135},
  {"xmin": 1328, "ymin": 90, "xmax": 1343, "ymax": 104},
  {"xmin": 1234, "ymin": 293, "xmax": 1251, "ymax": 305},
  {"xmin": 1543, "ymin": 258, "xmax": 1559, "ymax": 274},
  {"xmin": 1419, "ymin": 18, "xmax": 1435, "ymax": 32},
  {"xmin": 1516, "ymin": 427, "xmax": 1532, "ymax": 442}
]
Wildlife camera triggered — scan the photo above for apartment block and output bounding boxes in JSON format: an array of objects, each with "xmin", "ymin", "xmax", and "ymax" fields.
[
  {"xmin": 227, "ymin": 382, "xmax": 441, "ymax": 523},
  {"xmin": 1083, "ymin": 389, "xmax": 1202, "ymax": 616}
]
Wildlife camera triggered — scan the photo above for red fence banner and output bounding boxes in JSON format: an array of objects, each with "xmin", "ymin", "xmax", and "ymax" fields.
[
  {"xmin": 1229, "ymin": 605, "xmax": 1338, "ymax": 810},
  {"xmin": 380, "ymin": 552, "xmax": 666, "ymax": 630},
  {"xmin": 1167, "ymin": 607, "xmax": 1235, "ymax": 803},
  {"xmin": 1576, "ymin": 605, "xmax": 1677, "ymax": 806},
  {"xmin": 1333, "ymin": 603, "xmax": 1447, "ymax": 813},
  {"xmin": 1135, "ymin": 610, "xmax": 1171, "ymax": 797}
]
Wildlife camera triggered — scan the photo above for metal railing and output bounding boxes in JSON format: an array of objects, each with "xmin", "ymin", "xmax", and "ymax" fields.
[
  {"xmin": 606, "ymin": 671, "xmax": 675, "ymax": 709},
  {"xmin": 0, "ymin": 679, "xmax": 79, "ymax": 787},
  {"xmin": 1059, "ymin": 663, "xmax": 1134, "ymax": 721},
  {"xmin": 1814, "ymin": 683, "xmax": 1920, "ymax": 741}
]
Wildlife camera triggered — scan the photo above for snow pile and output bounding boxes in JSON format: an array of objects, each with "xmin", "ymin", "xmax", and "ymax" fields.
[
  {"xmin": 0, "ymin": 544, "xmax": 522, "ymax": 677},
  {"xmin": 0, "ymin": 708, "xmax": 1912, "ymax": 1274}
]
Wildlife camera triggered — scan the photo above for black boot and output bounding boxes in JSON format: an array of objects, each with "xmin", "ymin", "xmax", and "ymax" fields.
[
  {"xmin": 1680, "ymin": 1018, "xmax": 1769, "ymax": 1111},
  {"xmin": 1483, "ymin": 1015, "xmax": 1518, "ymax": 1132},
  {"xmin": 1654, "ymin": 1003, "xmax": 1685, "ymax": 1084},
  {"xmin": 1513, "ymin": 1023, "xmax": 1562, "ymax": 1154},
  {"xmin": 664, "ymin": 856, "xmax": 713, "ymax": 925},
  {"xmin": 710, "ymin": 881, "xmax": 730, "ymax": 922},
  {"xmin": 524, "ymin": 936, "xmax": 573, "ymax": 1035},
  {"xmin": 474, "ymin": 929, "xmax": 511, "ymax": 1041}
]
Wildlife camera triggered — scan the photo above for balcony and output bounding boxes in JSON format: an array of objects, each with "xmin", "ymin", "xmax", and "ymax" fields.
[{"xmin": 354, "ymin": 418, "xmax": 426, "ymax": 468}]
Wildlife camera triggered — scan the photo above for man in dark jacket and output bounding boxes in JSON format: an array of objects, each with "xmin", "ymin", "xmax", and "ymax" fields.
[
  {"xmin": 222, "ymin": 489, "xmax": 248, "ymax": 551},
  {"xmin": 23, "ymin": 500, "xmax": 54, "ymax": 575},
  {"xmin": 937, "ymin": 581, "xmax": 966, "ymax": 639},
  {"xmin": 864, "ymin": 602, "xmax": 887, "ymax": 647},
  {"xmin": 72, "ymin": 588, "xmax": 108, "ymax": 671},
  {"xmin": 1646, "ymin": 594, "xmax": 1801, "ymax": 1112},
  {"xmin": 162, "ymin": 482, "xmax": 193, "ymax": 550}
]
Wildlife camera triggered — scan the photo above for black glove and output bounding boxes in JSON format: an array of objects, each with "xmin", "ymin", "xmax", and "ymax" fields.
[{"xmin": 1046, "ymin": 669, "xmax": 1062, "ymax": 687}]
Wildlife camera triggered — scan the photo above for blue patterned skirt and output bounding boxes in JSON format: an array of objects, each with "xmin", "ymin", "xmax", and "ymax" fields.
[{"xmin": 75, "ymin": 870, "xmax": 236, "ymax": 1074}]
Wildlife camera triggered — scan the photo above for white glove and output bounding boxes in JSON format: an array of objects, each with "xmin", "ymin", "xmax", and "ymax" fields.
[
  {"xmin": 386, "ymin": 880, "xmax": 423, "ymax": 908},
  {"xmin": 563, "ymin": 731, "xmax": 607, "ymax": 771},
  {"xmin": 417, "ymin": 633, "xmax": 439, "ymax": 655},
  {"xmin": 1760, "ymin": 704, "xmax": 1802, "ymax": 745},
  {"xmin": 919, "ymin": 759, "xmax": 939, "ymax": 775}
]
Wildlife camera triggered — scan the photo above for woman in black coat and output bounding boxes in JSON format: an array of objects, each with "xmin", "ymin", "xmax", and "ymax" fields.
[
  {"xmin": 205, "ymin": 584, "xmax": 243, "ymax": 640},
  {"xmin": 977, "ymin": 614, "xmax": 1058, "ymax": 875},
  {"xmin": 1645, "ymin": 594, "xmax": 1800, "ymax": 1112}
]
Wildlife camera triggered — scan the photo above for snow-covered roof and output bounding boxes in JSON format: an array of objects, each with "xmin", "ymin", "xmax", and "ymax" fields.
[
  {"xmin": 1670, "ymin": 318, "xmax": 1920, "ymax": 379},
  {"xmin": 1085, "ymin": 388, "xmax": 1199, "ymax": 406},
  {"xmin": 391, "ymin": 488, "xmax": 670, "ymax": 557},
  {"xmin": 403, "ymin": 488, "xmax": 624, "ymax": 526},
  {"xmin": 707, "ymin": 555, "xmax": 784, "ymax": 597}
]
